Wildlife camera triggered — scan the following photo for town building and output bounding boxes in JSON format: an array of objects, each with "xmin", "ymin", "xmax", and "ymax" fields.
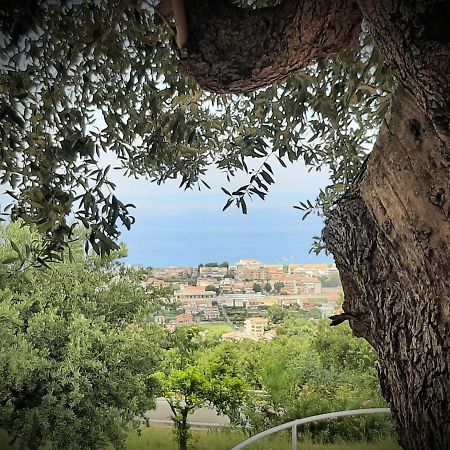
[
  {"xmin": 152, "ymin": 266, "xmax": 192, "ymax": 280},
  {"xmin": 247, "ymin": 297, "xmax": 267, "ymax": 308},
  {"xmin": 266, "ymin": 264, "xmax": 285, "ymax": 279},
  {"xmin": 198, "ymin": 265, "xmax": 228, "ymax": 280},
  {"xmin": 175, "ymin": 286, "xmax": 216, "ymax": 302},
  {"xmin": 218, "ymin": 293, "xmax": 264, "ymax": 308},
  {"xmin": 203, "ymin": 307, "xmax": 221, "ymax": 320},
  {"xmin": 221, "ymin": 331, "xmax": 251, "ymax": 341},
  {"xmin": 298, "ymin": 298, "xmax": 317, "ymax": 312},
  {"xmin": 143, "ymin": 277, "xmax": 173, "ymax": 288},
  {"xmin": 244, "ymin": 317, "xmax": 269, "ymax": 338},
  {"xmin": 175, "ymin": 286, "xmax": 216, "ymax": 314},
  {"xmin": 173, "ymin": 313, "xmax": 194, "ymax": 325},
  {"xmin": 197, "ymin": 278, "xmax": 220, "ymax": 288},
  {"xmin": 290, "ymin": 264, "xmax": 330, "ymax": 277},
  {"xmin": 236, "ymin": 259, "xmax": 269, "ymax": 282},
  {"xmin": 183, "ymin": 305, "xmax": 199, "ymax": 315},
  {"xmin": 301, "ymin": 277, "xmax": 322, "ymax": 294}
]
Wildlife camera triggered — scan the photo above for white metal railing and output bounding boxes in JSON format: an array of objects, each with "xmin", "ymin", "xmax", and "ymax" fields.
[{"xmin": 231, "ymin": 408, "xmax": 392, "ymax": 450}]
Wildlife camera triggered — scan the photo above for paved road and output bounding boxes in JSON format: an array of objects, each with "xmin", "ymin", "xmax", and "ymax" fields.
[{"xmin": 145, "ymin": 398, "xmax": 230, "ymax": 427}]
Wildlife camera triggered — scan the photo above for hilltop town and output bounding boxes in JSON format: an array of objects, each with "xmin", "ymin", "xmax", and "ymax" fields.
[{"xmin": 142, "ymin": 259, "xmax": 343, "ymax": 341}]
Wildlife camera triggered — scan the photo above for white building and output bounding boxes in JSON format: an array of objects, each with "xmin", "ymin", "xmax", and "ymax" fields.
[
  {"xmin": 244, "ymin": 317, "xmax": 269, "ymax": 338},
  {"xmin": 203, "ymin": 307, "xmax": 221, "ymax": 320},
  {"xmin": 218, "ymin": 293, "xmax": 265, "ymax": 308},
  {"xmin": 175, "ymin": 286, "xmax": 215, "ymax": 312}
]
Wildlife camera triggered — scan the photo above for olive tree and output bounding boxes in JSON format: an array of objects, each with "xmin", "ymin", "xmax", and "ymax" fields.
[{"xmin": 1, "ymin": 1, "xmax": 449, "ymax": 448}]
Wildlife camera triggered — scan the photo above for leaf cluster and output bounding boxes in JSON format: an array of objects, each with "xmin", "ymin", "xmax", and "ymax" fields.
[
  {"xmin": 0, "ymin": 2, "xmax": 395, "ymax": 261},
  {"xmin": 0, "ymin": 223, "xmax": 166, "ymax": 450}
]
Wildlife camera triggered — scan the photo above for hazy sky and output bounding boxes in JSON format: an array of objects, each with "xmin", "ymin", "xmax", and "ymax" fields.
[{"xmin": 107, "ymin": 155, "xmax": 333, "ymax": 268}]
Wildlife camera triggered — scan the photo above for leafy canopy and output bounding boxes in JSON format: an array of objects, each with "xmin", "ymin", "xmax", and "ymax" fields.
[
  {"xmin": 0, "ymin": 1, "xmax": 395, "ymax": 262},
  {"xmin": 157, "ymin": 327, "xmax": 248, "ymax": 450},
  {"xmin": 0, "ymin": 222, "xmax": 165, "ymax": 450}
]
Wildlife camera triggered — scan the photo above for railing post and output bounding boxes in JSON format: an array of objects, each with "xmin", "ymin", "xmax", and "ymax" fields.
[{"xmin": 291, "ymin": 423, "xmax": 297, "ymax": 450}]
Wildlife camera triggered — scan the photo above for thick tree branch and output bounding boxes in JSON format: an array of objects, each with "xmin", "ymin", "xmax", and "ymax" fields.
[
  {"xmin": 357, "ymin": 0, "xmax": 450, "ymax": 130},
  {"xmin": 180, "ymin": 0, "xmax": 362, "ymax": 93}
]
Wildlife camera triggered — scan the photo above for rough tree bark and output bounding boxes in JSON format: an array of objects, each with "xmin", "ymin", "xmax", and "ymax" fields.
[
  {"xmin": 324, "ymin": 88, "xmax": 450, "ymax": 450},
  {"xmin": 323, "ymin": 2, "xmax": 450, "ymax": 449},
  {"xmin": 176, "ymin": 0, "xmax": 450, "ymax": 449},
  {"xmin": 181, "ymin": 0, "xmax": 361, "ymax": 93}
]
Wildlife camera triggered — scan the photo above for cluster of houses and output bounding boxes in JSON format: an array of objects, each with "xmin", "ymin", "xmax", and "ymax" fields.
[
  {"xmin": 148, "ymin": 260, "xmax": 342, "ymax": 338},
  {"xmin": 148, "ymin": 260, "xmax": 337, "ymax": 295},
  {"xmin": 196, "ymin": 259, "xmax": 331, "ymax": 295},
  {"xmin": 155, "ymin": 313, "xmax": 277, "ymax": 341}
]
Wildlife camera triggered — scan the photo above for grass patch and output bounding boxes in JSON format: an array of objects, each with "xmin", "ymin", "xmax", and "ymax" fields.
[
  {"xmin": 196, "ymin": 323, "xmax": 234, "ymax": 334},
  {"xmin": 1, "ymin": 427, "xmax": 402, "ymax": 450},
  {"xmin": 123, "ymin": 426, "xmax": 402, "ymax": 450}
]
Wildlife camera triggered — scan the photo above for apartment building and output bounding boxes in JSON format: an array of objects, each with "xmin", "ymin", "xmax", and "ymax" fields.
[
  {"xmin": 175, "ymin": 286, "xmax": 216, "ymax": 302},
  {"xmin": 203, "ymin": 307, "xmax": 221, "ymax": 320},
  {"xmin": 198, "ymin": 265, "xmax": 228, "ymax": 279},
  {"xmin": 236, "ymin": 259, "xmax": 269, "ymax": 282},
  {"xmin": 244, "ymin": 317, "xmax": 269, "ymax": 338},
  {"xmin": 175, "ymin": 286, "xmax": 215, "ymax": 313},
  {"xmin": 301, "ymin": 277, "xmax": 322, "ymax": 294},
  {"xmin": 197, "ymin": 278, "xmax": 220, "ymax": 288},
  {"xmin": 152, "ymin": 266, "xmax": 192, "ymax": 280},
  {"xmin": 218, "ymin": 293, "xmax": 264, "ymax": 308}
]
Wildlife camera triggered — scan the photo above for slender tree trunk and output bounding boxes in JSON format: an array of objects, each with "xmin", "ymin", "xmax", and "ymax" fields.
[
  {"xmin": 177, "ymin": 1, "xmax": 450, "ymax": 448},
  {"xmin": 178, "ymin": 409, "xmax": 190, "ymax": 450}
]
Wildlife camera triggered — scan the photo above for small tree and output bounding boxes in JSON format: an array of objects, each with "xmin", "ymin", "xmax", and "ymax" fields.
[
  {"xmin": 158, "ymin": 367, "xmax": 247, "ymax": 450},
  {"xmin": 264, "ymin": 282, "xmax": 272, "ymax": 293},
  {"xmin": 274, "ymin": 282, "xmax": 285, "ymax": 294},
  {"xmin": 158, "ymin": 328, "xmax": 248, "ymax": 450},
  {"xmin": 253, "ymin": 283, "xmax": 262, "ymax": 293},
  {"xmin": 268, "ymin": 305, "xmax": 286, "ymax": 324}
]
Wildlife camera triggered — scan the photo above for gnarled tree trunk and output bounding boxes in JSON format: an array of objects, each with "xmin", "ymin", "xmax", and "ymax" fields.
[
  {"xmin": 176, "ymin": 0, "xmax": 450, "ymax": 448},
  {"xmin": 323, "ymin": 2, "xmax": 450, "ymax": 447},
  {"xmin": 324, "ymin": 87, "xmax": 450, "ymax": 450}
]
